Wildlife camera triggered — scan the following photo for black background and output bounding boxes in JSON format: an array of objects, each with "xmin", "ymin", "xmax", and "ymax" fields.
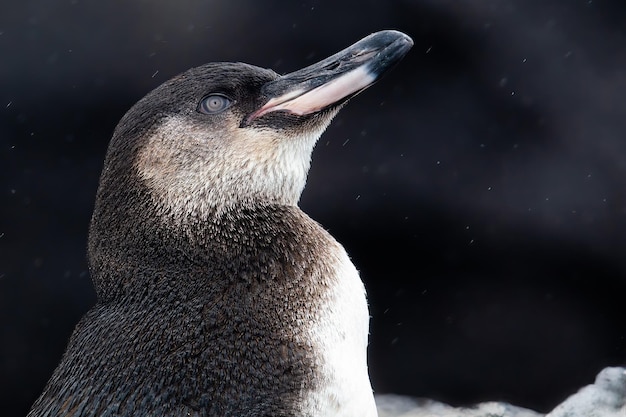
[{"xmin": 2, "ymin": 1, "xmax": 626, "ymax": 416}]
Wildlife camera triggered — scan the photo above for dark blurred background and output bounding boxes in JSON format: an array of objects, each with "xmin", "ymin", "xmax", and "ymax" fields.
[{"xmin": 2, "ymin": 0, "xmax": 626, "ymax": 415}]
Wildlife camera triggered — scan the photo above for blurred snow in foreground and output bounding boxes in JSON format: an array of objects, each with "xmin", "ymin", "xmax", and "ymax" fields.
[{"xmin": 376, "ymin": 367, "xmax": 626, "ymax": 417}]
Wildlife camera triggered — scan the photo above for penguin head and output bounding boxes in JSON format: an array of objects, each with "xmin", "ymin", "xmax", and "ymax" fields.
[{"xmin": 99, "ymin": 30, "xmax": 413, "ymax": 220}]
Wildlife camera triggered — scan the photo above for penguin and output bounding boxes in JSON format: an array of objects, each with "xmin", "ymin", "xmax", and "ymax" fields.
[{"xmin": 27, "ymin": 30, "xmax": 413, "ymax": 417}]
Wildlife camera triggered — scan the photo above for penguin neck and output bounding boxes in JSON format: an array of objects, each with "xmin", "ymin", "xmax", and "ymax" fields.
[{"xmin": 88, "ymin": 182, "xmax": 322, "ymax": 303}]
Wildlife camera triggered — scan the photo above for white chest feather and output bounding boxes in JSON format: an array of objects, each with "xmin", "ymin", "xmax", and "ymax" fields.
[{"xmin": 300, "ymin": 242, "xmax": 377, "ymax": 417}]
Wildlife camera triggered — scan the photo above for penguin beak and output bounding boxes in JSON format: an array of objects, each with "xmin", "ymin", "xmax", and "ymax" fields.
[{"xmin": 246, "ymin": 30, "xmax": 413, "ymax": 124}]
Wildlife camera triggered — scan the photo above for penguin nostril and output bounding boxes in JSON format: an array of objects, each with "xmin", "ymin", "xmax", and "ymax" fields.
[
  {"xmin": 324, "ymin": 61, "xmax": 341, "ymax": 71},
  {"xmin": 351, "ymin": 50, "xmax": 377, "ymax": 62}
]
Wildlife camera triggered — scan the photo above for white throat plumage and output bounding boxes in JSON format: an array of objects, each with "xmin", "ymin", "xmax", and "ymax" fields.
[{"xmin": 135, "ymin": 113, "xmax": 335, "ymax": 220}]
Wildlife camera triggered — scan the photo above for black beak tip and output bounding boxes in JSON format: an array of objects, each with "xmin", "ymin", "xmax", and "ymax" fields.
[
  {"xmin": 363, "ymin": 30, "xmax": 414, "ymax": 76},
  {"xmin": 392, "ymin": 30, "xmax": 414, "ymax": 54},
  {"xmin": 375, "ymin": 30, "xmax": 414, "ymax": 48},
  {"xmin": 356, "ymin": 30, "xmax": 413, "ymax": 54}
]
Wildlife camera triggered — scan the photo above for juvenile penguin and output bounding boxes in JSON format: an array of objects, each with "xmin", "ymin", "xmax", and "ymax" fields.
[{"xmin": 28, "ymin": 30, "xmax": 413, "ymax": 417}]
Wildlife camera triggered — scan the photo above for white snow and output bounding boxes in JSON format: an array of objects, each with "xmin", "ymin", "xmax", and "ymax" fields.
[{"xmin": 375, "ymin": 367, "xmax": 626, "ymax": 417}]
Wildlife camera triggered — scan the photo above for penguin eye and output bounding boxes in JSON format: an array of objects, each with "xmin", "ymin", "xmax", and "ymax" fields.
[{"xmin": 198, "ymin": 94, "xmax": 232, "ymax": 114}]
